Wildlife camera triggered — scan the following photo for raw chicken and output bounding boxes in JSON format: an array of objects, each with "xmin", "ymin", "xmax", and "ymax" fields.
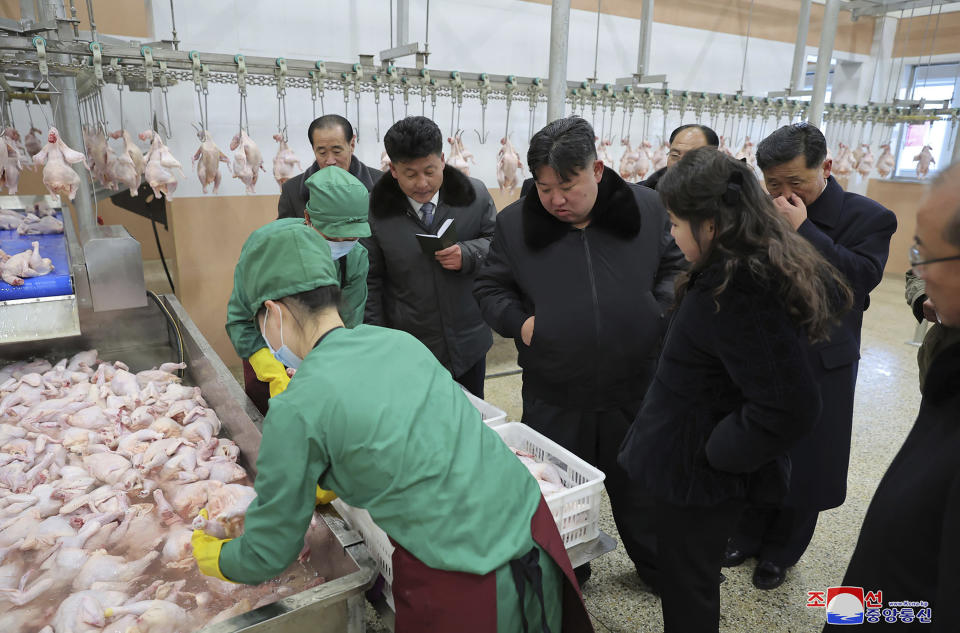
[
  {"xmin": 833, "ymin": 142, "xmax": 854, "ymax": 179},
  {"xmin": 914, "ymin": 145, "xmax": 935, "ymax": 178},
  {"xmin": 109, "ymin": 129, "xmax": 146, "ymax": 194},
  {"xmin": 229, "ymin": 129, "xmax": 265, "ymax": 194},
  {"xmin": 0, "ymin": 131, "xmax": 25, "ymax": 195},
  {"xmin": 446, "ymin": 131, "xmax": 475, "ymax": 177},
  {"xmin": 651, "ymin": 140, "xmax": 670, "ymax": 171},
  {"xmin": 856, "ymin": 144, "xmax": 874, "ymax": 178},
  {"xmin": 83, "ymin": 126, "xmax": 110, "ymax": 186},
  {"xmin": 25, "ymin": 127, "xmax": 43, "ymax": 157},
  {"xmin": 496, "ymin": 136, "xmax": 523, "ymax": 196},
  {"xmin": 635, "ymin": 140, "xmax": 653, "ymax": 180},
  {"xmin": 140, "ymin": 130, "xmax": 183, "ymax": 199},
  {"xmin": 31, "ymin": 127, "xmax": 87, "ymax": 200},
  {"xmin": 1, "ymin": 241, "xmax": 54, "ymax": 287},
  {"xmin": 851, "ymin": 144, "xmax": 865, "ymax": 171},
  {"xmin": 735, "ymin": 137, "xmax": 756, "ymax": 168},
  {"xmin": 271, "ymin": 134, "xmax": 301, "ymax": 186},
  {"xmin": 618, "ymin": 140, "xmax": 639, "ymax": 183},
  {"xmin": 380, "ymin": 149, "xmax": 390, "ymax": 172},
  {"xmin": 17, "ymin": 213, "xmax": 64, "ymax": 235},
  {"xmin": 718, "ymin": 136, "xmax": 735, "ymax": 157},
  {"xmin": 0, "ymin": 209, "xmax": 25, "ymax": 230},
  {"xmin": 193, "ymin": 129, "xmax": 231, "ymax": 194},
  {"xmin": 192, "ymin": 483, "xmax": 256, "ymax": 538},
  {"xmin": 596, "ymin": 137, "xmax": 614, "ymax": 170},
  {"xmin": 509, "ymin": 447, "xmax": 565, "ymax": 496},
  {"xmin": 876, "ymin": 144, "xmax": 896, "ymax": 178}
]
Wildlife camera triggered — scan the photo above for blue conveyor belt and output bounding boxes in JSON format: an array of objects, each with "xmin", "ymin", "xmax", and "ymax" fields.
[{"xmin": 0, "ymin": 214, "xmax": 74, "ymax": 300}]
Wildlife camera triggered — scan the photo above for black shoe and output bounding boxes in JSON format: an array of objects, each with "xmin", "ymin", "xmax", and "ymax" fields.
[
  {"xmin": 574, "ymin": 562, "xmax": 592, "ymax": 588},
  {"xmin": 752, "ymin": 560, "xmax": 787, "ymax": 590},
  {"xmin": 719, "ymin": 572, "xmax": 727, "ymax": 585},
  {"xmin": 722, "ymin": 538, "xmax": 749, "ymax": 568}
]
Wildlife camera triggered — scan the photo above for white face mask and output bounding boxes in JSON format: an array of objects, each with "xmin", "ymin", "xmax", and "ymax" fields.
[
  {"xmin": 326, "ymin": 239, "xmax": 358, "ymax": 260},
  {"xmin": 260, "ymin": 304, "xmax": 302, "ymax": 369}
]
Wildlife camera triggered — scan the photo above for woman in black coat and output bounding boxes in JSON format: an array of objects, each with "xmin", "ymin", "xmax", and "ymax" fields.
[{"xmin": 618, "ymin": 148, "xmax": 853, "ymax": 632}]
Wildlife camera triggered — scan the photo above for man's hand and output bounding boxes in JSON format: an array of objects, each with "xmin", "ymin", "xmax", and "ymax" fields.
[
  {"xmin": 772, "ymin": 194, "xmax": 808, "ymax": 230},
  {"xmin": 922, "ymin": 298, "xmax": 940, "ymax": 323},
  {"xmin": 435, "ymin": 244, "xmax": 463, "ymax": 270},
  {"xmin": 521, "ymin": 316, "xmax": 535, "ymax": 346}
]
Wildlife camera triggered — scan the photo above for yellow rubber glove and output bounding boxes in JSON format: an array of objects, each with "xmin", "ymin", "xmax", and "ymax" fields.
[
  {"xmin": 249, "ymin": 347, "xmax": 291, "ymax": 398},
  {"xmin": 315, "ymin": 485, "xmax": 338, "ymax": 505},
  {"xmin": 191, "ymin": 509, "xmax": 235, "ymax": 583}
]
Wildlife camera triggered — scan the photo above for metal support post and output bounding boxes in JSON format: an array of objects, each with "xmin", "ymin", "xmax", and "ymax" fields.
[
  {"xmin": 808, "ymin": 0, "xmax": 840, "ymax": 127},
  {"xmin": 790, "ymin": 0, "xmax": 812, "ymax": 91},
  {"xmin": 547, "ymin": 0, "xmax": 571, "ymax": 122},
  {"xmin": 396, "ymin": 0, "xmax": 409, "ymax": 46},
  {"xmin": 637, "ymin": 0, "xmax": 654, "ymax": 78}
]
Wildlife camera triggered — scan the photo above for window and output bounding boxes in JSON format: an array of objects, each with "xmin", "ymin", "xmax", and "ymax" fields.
[
  {"xmin": 801, "ymin": 55, "xmax": 835, "ymax": 102},
  {"xmin": 893, "ymin": 62, "xmax": 960, "ymax": 179}
]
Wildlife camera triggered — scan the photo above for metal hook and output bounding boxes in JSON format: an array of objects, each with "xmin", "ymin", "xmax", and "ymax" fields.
[{"xmin": 474, "ymin": 73, "xmax": 490, "ymax": 144}]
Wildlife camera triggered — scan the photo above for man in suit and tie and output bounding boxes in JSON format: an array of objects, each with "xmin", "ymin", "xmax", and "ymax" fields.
[{"xmin": 363, "ymin": 116, "xmax": 495, "ymax": 397}]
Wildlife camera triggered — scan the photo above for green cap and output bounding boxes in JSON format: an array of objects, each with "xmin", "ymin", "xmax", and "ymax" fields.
[
  {"xmin": 235, "ymin": 218, "xmax": 339, "ymax": 316},
  {"xmin": 304, "ymin": 166, "xmax": 371, "ymax": 238}
]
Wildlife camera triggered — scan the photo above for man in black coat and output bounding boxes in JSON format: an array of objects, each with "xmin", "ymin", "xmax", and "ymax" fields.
[
  {"xmin": 474, "ymin": 116, "xmax": 686, "ymax": 588},
  {"xmin": 724, "ymin": 123, "xmax": 897, "ymax": 589},
  {"xmin": 825, "ymin": 163, "xmax": 960, "ymax": 631},
  {"xmin": 639, "ymin": 124, "xmax": 719, "ymax": 191},
  {"xmin": 277, "ymin": 114, "xmax": 381, "ymax": 219},
  {"xmin": 363, "ymin": 116, "xmax": 494, "ymax": 397}
]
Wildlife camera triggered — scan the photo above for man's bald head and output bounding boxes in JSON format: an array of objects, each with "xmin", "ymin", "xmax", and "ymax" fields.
[{"xmin": 915, "ymin": 162, "xmax": 960, "ymax": 326}]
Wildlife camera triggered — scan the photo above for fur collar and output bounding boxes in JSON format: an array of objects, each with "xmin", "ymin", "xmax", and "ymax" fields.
[
  {"xmin": 522, "ymin": 167, "xmax": 642, "ymax": 250},
  {"xmin": 370, "ymin": 164, "xmax": 476, "ymax": 218}
]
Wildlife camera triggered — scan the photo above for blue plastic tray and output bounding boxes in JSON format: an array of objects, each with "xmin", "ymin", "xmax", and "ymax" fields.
[{"xmin": 0, "ymin": 213, "xmax": 74, "ymax": 300}]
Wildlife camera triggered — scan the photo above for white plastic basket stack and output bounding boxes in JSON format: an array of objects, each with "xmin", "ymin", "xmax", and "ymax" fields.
[
  {"xmin": 332, "ymin": 422, "xmax": 605, "ymax": 612},
  {"xmin": 461, "ymin": 386, "xmax": 508, "ymax": 427}
]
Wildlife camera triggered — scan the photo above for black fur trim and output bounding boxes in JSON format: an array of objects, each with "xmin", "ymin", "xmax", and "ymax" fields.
[
  {"xmin": 522, "ymin": 167, "xmax": 642, "ymax": 250},
  {"xmin": 370, "ymin": 164, "xmax": 477, "ymax": 218}
]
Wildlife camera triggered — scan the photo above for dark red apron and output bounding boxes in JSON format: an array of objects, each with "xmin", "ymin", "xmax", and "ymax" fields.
[
  {"xmin": 390, "ymin": 496, "xmax": 594, "ymax": 632},
  {"xmin": 241, "ymin": 359, "xmax": 270, "ymax": 416}
]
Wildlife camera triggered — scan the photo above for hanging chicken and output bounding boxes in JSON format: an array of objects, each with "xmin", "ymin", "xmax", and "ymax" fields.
[
  {"xmin": 876, "ymin": 144, "xmax": 895, "ymax": 178},
  {"xmin": 718, "ymin": 136, "xmax": 735, "ymax": 157},
  {"xmin": 271, "ymin": 134, "xmax": 301, "ymax": 187},
  {"xmin": 31, "ymin": 127, "xmax": 86, "ymax": 200},
  {"xmin": 596, "ymin": 137, "xmax": 615, "ymax": 171},
  {"xmin": 856, "ymin": 144, "xmax": 874, "ymax": 178},
  {"xmin": 619, "ymin": 140, "xmax": 639, "ymax": 183},
  {"xmin": 229, "ymin": 130, "xmax": 265, "ymax": 194},
  {"xmin": 851, "ymin": 144, "xmax": 865, "ymax": 172},
  {"xmin": 833, "ymin": 142, "xmax": 854, "ymax": 182},
  {"xmin": 914, "ymin": 145, "xmax": 935, "ymax": 178},
  {"xmin": 109, "ymin": 129, "xmax": 147, "ymax": 195},
  {"xmin": 635, "ymin": 140, "xmax": 653, "ymax": 180},
  {"xmin": 24, "ymin": 127, "xmax": 43, "ymax": 157},
  {"xmin": 735, "ymin": 137, "xmax": 756, "ymax": 167},
  {"xmin": 191, "ymin": 128, "xmax": 230, "ymax": 194},
  {"xmin": 651, "ymin": 140, "xmax": 669, "ymax": 171},
  {"xmin": 139, "ymin": 130, "xmax": 183, "ymax": 199},
  {"xmin": 1, "ymin": 130, "xmax": 26, "ymax": 194},
  {"xmin": 447, "ymin": 131, "xmax": 475, "ymax": 177},
  {"xmin": 380, "ymin": 150, "xmax": 390, "ymax": 172},
  {"xmin": 83, "ymin": 126, "xmax": 112, "ymax": 187},
  {"xmin": 496, "ymin": 136, "xmax": 523, "ymax": 196}
]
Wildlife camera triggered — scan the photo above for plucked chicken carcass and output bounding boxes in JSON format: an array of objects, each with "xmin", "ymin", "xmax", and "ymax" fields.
[
  {"xmin": 24, "ymin": 127, "xmax": 43, "ymax": 157},
  {"xmin": 856, "ymin": 144, "xmax": 874, "ymax": 178},
  {"xmin": 31, "ymin": 127, "xmax": 86, "ymax": 201},
  {"xmin": 109, "ymin": 130, "xmax": 146, "ymax": 194},
  {"xmin": 619, "ymin": 140, "xmax": 639, "ymax": 183},
  {"xmin": 596, "ymin": 138, "xmax": 614, "ymax": 170},
  {"xmin": 718, "ymin": 136, "xmax": 735, "ymax": 157},
  {"xmin": 17, "ymin": 213, "xmax": 64, "ymax": 235},
  {"xmin": 833, "ymin": 142, "xmax": 854, "ymax": 179},
  {"xmin": 914, "ymin": 145, "xmax": 936, "ymax": 178},
  {"xmin": 496, "ymin": 136, "xmax": 523, "ymax": 196},
  {"xmin": 380, "ymin": 150, "xmax": 390, "ymax": 172},
  {"xmin": 229, "ymin": 130, "xmax": 265, "ymax": 194},
  {"xmin": 0, "ymin": 132, "xmax": 25, "ymax": 195},
  {"xmin": 192, "ymin": 129, "xmax": 230, "ymax": 194},
  {"xmin": 446, "ymin": 131, "xmax": 475, "ymax": 177},
  {"xmin": 509, "ymin": 447, "xmax": 565, "ymax": 496},
  {"xmin": 735, "ymin": 137, "xmax": 756, "ymax": 167},
  {"xmin": 651, "ymin": 140, "xmax": 669, "ymax": 171},
  {"xmin": 140, "ymin": 130, "xmax": 183, "ymax": 199},
  {"xmin": 271, "ymin": 134, "xmax": 301, "ymax": 187},
  {"xmin": 0, "ymin": 241, "xmax": 54, "ymax": 286},
  {"xmin": 635, "ymin": 140, "xmax": 653, "ymax": 180},
  {"xmin": 875, "ymin": 144, "xmax": 895, "ymax": 178}
]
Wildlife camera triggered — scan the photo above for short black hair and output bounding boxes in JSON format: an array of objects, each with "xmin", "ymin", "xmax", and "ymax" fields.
[
  {"xmin": 756, "ymin": 122, "xmax": 828, "ymax": 171},
  {"xmin": 308, "ymin": 115, "xmax": 354, "ymax": 146},
  {"xmin": 255, "ymin": 285, "xmax": 341, "ymax": 325},
  {"xmin": 669, "ymin": 124, "xmax": 719, "ymax": 147},
  {"xmin": 384, "ymin": 116, "xmax": 443, "ymax": 163},
  {"xmin": 528, "ymin": 117, "xmax": 597, "ymax": 182}
]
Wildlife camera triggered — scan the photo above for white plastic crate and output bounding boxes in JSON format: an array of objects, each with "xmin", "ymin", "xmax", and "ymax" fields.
[
  {"xmin": 332, "ymin": 423, "xmax": 605, "ymax": 612},
  {"xmin": 461, "ymin": 386, "xmax": 508, "ymax": 427},
  {"xmin": 493, "ymin": 422, "xmax": 606, "ymax": 548}
]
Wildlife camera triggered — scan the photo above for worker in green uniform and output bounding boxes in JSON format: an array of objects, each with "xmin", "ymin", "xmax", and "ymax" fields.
[
  {"xmin": 225, "ymin": 166, "xmax": 370, "ymax": 414},
  {"xmin": 195, "ymin": 220, "xmax": 593, "ymax": 632}
]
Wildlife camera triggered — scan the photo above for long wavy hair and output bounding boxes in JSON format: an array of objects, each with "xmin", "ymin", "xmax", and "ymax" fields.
[{"xmin": 658, "ymin": 147, "xmax": 853, "ymax": 342}]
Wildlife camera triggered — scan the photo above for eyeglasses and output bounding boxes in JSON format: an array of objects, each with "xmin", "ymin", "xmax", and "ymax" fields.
[{"xmin": 909, "ymin": 243, "xmax": 960, "ymax": 274}]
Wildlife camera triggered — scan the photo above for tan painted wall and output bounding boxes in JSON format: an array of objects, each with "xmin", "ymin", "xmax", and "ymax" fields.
[
  {"xmin": 866, "ymin": 178, "xmax": 927, "ymax": 277},
  {"xmin": 893, "ymin": 12, "xmax": 960, "ymax": 57},
  {"xmin": 521, "ymin": 0, "xmax": 876, "ymax": 55},
  {"xmin": 0, "ymin": 0, "xmax": 149, "ymax": 37}
]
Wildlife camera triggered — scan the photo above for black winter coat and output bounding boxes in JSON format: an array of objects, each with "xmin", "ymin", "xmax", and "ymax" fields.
[
  {"xmin": 277, "ymin": 155, "xmax": 381, "ymax": 220},
  {"xmin": 787, "ymin": 176, "xmax": 897, "ymax": 509},
  {"xmin": 826, "ymin": 343, "xmax": 960, "ymax": 632},
  {"xmin": 473, "ymin": 167, "xmax": 685, "ymax": 407},
  {"xmin": 362, "ymin": 165, "xmax": 494, "ymax": 377},
  {"xmin": 618, "ymin": 263, "xmax": 822, "ymax": 507}
]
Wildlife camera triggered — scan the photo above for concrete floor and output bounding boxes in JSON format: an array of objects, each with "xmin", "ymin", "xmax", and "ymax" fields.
[{"xmin": 366, "ymin": 273, "xmax": 925, "ymax": 632}]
